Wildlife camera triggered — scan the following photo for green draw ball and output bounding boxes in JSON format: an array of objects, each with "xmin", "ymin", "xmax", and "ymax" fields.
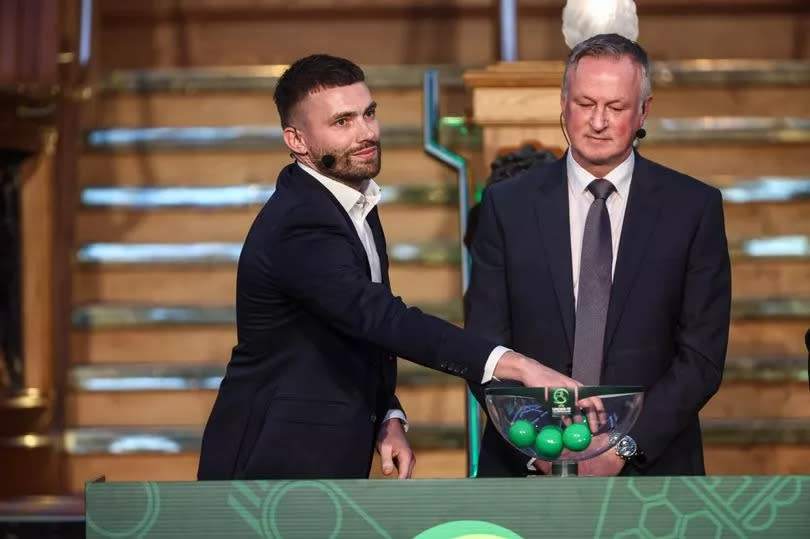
[
  {"xmin": 507, "ymin": 419, "xmax": 536, "ymax": 447},
  {"xmin": 534, "ymin": 425, "xmax": 563, "ymax": 460},
  {"xmin": 562, "ymin": 422, "xmax": 592, "ymax": 452}
]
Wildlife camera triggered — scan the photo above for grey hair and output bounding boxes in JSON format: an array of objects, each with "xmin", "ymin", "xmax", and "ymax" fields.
[{"xmin": 562, "ymin": 33, "xmax": 651, "ymax": 111}]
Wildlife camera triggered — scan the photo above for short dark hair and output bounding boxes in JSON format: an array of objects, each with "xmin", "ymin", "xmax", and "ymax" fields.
[
  {"xmin": 273, "ymin": 54, "xmax": 366, "ymax": 128},
  {"xmin": 562, "ymin": 33, "xmax": 651, "ymax": 107}
]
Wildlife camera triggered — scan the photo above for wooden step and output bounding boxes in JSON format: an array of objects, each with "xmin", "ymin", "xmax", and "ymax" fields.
[
  {"xmin": 66, "ymin": 453, "xmax": 200, "ymax": 492},
  {"xmin": 63, "ymin": 449, "xmax": 466, "ymax": 491},
  {"xmin": 729, "ymin": 319, "xmax": 810, "ymax": 357},
  {"xmin": 98, "ymin": 61, "xmax": 810, "ymax": 95},
  {"xmin": 76, "ymin": 177, "xmax": 808, "ymax": 210},
  {"xmin": 652, "ymin": 86, "xmax": 810, "ymax": 118},
  {"xmin": 78, "ymin": 120, "xmax": 810, "ymax": 192},
  {"xmin": 76, "ymin": 240, "xmax": 460, "ymax": 265},
  {"xmin": 732, "ymin": 259, "xmax": 810, "ymax": 297},
  {"xmin": 65, "ymin": 384, "xmax": 470, "ymax": 428},
  {"xmin": 69, "ymin": 298, "xmax": 809, "ymax": 358},
  {"xmin": 70, "ymin": 301, "xmax": 463, "ymax": 329},
  {"xmin": 74, "ymin": 205, "xmax": 460, "ymax": 244},
  {"xmin": 78, "ymin": 148, "xmax": 482, "ymax": 186},
  {"xmin": 704, "ymin": 445, "xmax": 810, "ymax": 475},
  {"xmin": 67, "ymin": 391, "xmax": 215, "ymax": 427},
  {"xmin": 70, "ymin": 326, "xmax": 235, "ymax": 365},
  {"xmin": 88, "ymin": 60, "xmax": 810, "ymax": 127},
  {"xmin": 95, "ymin": 0, "xmax": 810, "ymax": 70},
  {"xmin": 89, "ymin": 83, "xmax": 810, "ymax": 128},
  {"xmin": 66, "ymin": 377, "xmax": 810, "ymax": 427},
  {"xmin": 60, "ymin": 416, "xmax": 810, "ymax": 491},
  {"xmin": 72, "ymin": 201, "xmax": 805, "ymax": 249},
  {"xmin": 723, "ymin": 201, "xmax": 810, "ymax": 243},
  {"xmin": 640, "ymin": 144, "xmax": 810, "ymax": 179},
  {"xmin": 79, "ymin": 184, "xmax": 458, "ymax": 209},
  {"xmin": 73, "ymin": 264, "xmax": 460, "ymax": 306},
  {"xmin": 65, "ymin": 356, "xmax": 807, "ymax": 426},
  {"xmin": 83, "ymin": 118, "xmax": 810, "ymax": 151},
  {"xmin": 79, "ymin": 177, "xmax": 808, "ymax": 208},
  {"xmin": 84, "ymin": 86, "xmax": 468, "ymax": 128}
]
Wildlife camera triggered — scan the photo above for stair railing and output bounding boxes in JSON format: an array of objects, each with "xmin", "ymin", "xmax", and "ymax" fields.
[{"xmin": 422, "ymin": 69, "xmax": 481, "ymax": 478}]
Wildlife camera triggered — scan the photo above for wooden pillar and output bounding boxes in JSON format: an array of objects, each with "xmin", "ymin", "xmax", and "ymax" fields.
[
  {"xmin": 464, "ymin": 61, "xmax": 569, "ymax": 168},
  {"xmin": 19, "ymin": 134, "xmax": 58, "ymax": 393}
]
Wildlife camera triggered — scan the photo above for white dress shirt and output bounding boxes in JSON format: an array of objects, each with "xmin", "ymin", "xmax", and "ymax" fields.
[
  {"xmin": 566, "ymin": 150, "xmax": 634, "ymax": 304},
  {"xmin": 298, "ymin": 163, "xmax": 506, "ymax": 401}
]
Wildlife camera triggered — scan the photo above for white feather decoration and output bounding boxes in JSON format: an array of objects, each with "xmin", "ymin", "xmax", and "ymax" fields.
[{"xmin": 562, "ymin": 0, "xmax": 639, "ymax": 49}]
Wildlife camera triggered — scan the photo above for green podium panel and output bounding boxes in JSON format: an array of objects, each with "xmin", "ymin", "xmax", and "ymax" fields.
[{"xmin": 86, "ymin": 476, "xmax": 810, "ymax": 538}]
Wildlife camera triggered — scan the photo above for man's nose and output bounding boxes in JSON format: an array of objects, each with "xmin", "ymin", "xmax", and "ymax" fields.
[
  {"xmin": 359, "ymin": 118, "xmax": 379, "ymax": 141},
  {"xmin": 590, "ymin": 108, "xmax": 608, "ymax": 131}
]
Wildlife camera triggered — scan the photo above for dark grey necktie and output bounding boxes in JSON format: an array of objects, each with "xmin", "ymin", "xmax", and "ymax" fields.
[{"xmin": 572, "ymin": 179, "xmax": 616, "ymax": 385}]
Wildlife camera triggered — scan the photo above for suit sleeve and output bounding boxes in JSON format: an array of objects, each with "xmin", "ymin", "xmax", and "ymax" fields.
[
  {"xmin": 271, "ymin": 204, "xmax": 496, "ymax": 384},
  {"xmin": 629, "ymin": 188, "xmax": 731, "ymax": 467}
]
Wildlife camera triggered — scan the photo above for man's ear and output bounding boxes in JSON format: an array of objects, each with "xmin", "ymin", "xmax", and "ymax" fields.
[
  {"xmin": 640, "ymin": 95, "xmax": 653, "ymax": 122},
  {"xmin": 283, "ymin": 126, "xmax": 307, "ymax": 156}
]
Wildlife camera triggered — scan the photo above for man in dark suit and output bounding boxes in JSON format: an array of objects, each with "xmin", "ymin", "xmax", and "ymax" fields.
[
  {"xmin": 466, "ymin": 34, "xmax": 732, "ymax": 476},
  {"xmin": 198, "ymin": 55, "xmax": 580, "ymax": 481}
]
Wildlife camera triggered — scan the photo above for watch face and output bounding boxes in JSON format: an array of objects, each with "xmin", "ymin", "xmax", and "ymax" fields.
[{"xmin": 617, "ymin": 436, "xmax": 637, "ymax": 458}]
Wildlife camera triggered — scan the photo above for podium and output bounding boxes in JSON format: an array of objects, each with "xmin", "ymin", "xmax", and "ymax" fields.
[
  {"xmin": 85, "ymin": 477, "xmax": 810, "ymax": 537},
  {"xmin": 464, "ymin": 61, "xmax": 569, "ymax": 167}
]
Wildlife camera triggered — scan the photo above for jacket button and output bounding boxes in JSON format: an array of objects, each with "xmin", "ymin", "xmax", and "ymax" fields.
[{"xmin": 370, "ymin": 414, "xmax": 377, "ymax": 423}]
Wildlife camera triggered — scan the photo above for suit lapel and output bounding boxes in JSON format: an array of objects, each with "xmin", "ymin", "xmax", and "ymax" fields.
[
  {"xmin": 534, "ymin": 158, "xmax": 575, "ymax": 355},
  {"xmin": 367, "ymin": 207, "xmax": 390, "ymax": 288},
  {"xmin": 604, "ymin": 154, "xmax": 663, "ymax": 350},
  {"xmin": 286, "ymin": 164, "xmax": 371, "ymax": 278}
]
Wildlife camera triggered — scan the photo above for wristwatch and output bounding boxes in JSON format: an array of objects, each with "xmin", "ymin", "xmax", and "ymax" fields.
[
  {"xmin": 609, "ymin": 432, "xmax": 644, "ymax": 463},
  {"xmin": 614, "ymin": 435, "xmax": 638, "ymax": 461}
]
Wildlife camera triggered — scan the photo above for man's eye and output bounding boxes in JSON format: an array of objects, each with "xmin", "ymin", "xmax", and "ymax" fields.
[
  {"xmin": 336, "ymin": 118, "xmax": 347, "ymax": 126},
  {"xmin": 365, "ymin": 109, "xmax": 376, "ymax": 118}
]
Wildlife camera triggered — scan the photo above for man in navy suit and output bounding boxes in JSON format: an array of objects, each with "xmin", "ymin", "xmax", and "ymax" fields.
[
  {"xmin": 198, "ymin": 55, "xmax": 581, "ymax": 481},
  {"xmin": 466, "ymin": 34, "xmax": 732, "ymax": 476}
]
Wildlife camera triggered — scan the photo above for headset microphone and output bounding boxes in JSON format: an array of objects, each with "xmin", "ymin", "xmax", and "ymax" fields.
[{"xmin": 320, "ymin": 154, "xmax": 336, "ymax": 168}]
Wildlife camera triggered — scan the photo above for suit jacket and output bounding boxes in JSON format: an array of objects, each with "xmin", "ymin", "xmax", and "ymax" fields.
[
  {"xmin": 198, "ymin": 163, "xmax": 496, "ymax": 480},
  {"xmin": 466, "ymin": 152, "xmax": 731, "ymax": 476}
]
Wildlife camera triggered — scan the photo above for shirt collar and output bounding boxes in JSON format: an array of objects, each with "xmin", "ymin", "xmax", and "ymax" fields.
[
  {"xmin": 297, "ymin": 162, "xmax": 381, "ymax": 218},
  {"xmin": 566, "ymin": 149, "xmax": 634, "ymax": 200}
]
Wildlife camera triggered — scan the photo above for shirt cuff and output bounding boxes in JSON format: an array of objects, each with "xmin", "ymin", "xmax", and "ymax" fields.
[
  {"xmin": 383, "ymin": 409, "xmax": 408, "ymax": 432},
  {"xmin": 481, "ymin": 345, "xmax": 512, "ymax": 384}
]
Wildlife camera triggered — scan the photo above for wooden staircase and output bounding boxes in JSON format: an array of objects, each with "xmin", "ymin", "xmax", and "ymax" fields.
[
  {"xmin": 60, "ymin": 60, "xmax": 810, "ymax": 490},
  {"xmin": 2, "ymin": 0, "xmax": 806, "ymax": 493}
]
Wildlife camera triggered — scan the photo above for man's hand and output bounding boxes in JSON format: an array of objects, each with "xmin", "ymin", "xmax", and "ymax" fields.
[
  {"xmin": 532, "ymin": 459, "xmax": 552, "ymax": 475},
  {"xmin": 577, "ymin": 435, "xmax": 626, "ymax": 476},
  {"xmin": 494, "ymin": 351, "xmax": 581, "ymax": 389},
  {"xmin": 376, "ymin": 419, "xmax": 415, "ymax": 479}
]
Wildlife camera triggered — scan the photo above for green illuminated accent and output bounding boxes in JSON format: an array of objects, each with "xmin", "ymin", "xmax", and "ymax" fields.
[{"xmin": 414, "ymin": 520, "xmax": 523, "ymax": 539}]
